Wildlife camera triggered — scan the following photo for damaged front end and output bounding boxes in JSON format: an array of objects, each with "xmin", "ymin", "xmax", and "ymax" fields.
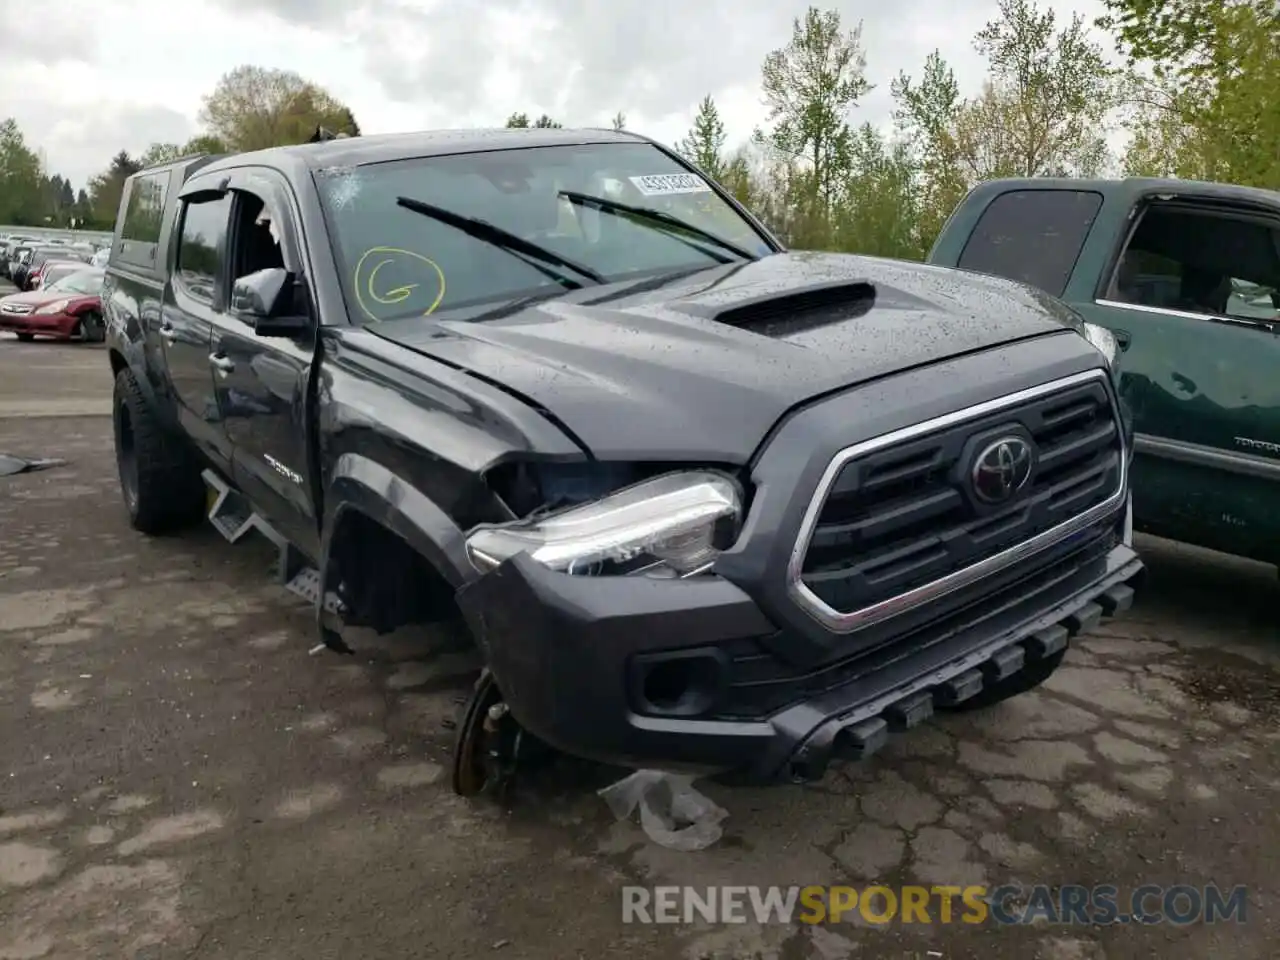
[
  {"xmin": 468, "ymin": 464, "xmax": 748, "ymax": 579},
  {"xmin": 448, "ymin": 460, "xmax": 754, "ymax": 796}
]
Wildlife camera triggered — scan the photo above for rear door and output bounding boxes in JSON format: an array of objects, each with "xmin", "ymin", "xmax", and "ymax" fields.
[
  {"xmin": 208, "ymin": 169, "xmax": 319, "ymax": 558},
  {"xmin": 161, "ymin": 180, "xmax": 235, "ymax": 468},
  {"xmin": 1085, "ymin": 197, "xmax": 1280, "ymax": 557}
]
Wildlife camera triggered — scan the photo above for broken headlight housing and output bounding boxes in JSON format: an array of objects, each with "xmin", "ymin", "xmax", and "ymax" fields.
[
  {"xmin": 1081, "ymin": 322, "xmax": 1118, "ymax": 369},
  {"xmin": 465, "ymin": 470, "xmax": 742, "ymax": 578}
]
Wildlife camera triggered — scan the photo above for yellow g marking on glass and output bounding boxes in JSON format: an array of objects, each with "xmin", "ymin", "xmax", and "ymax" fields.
[
  {"xmin": 353, "ymin": 246, "xmax": 446, "ymax": 322},
  {"xmin": 368, "ymin": 258, "xmax": 417, "ymax": 303}
]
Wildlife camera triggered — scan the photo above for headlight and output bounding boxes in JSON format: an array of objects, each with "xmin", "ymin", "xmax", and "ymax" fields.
[
  {"xmin": 36, "ymin": 299, "xmax": 70, "ymax": 315},
  {"xmin": 465, "ymin": 470, "xmax": 742, "ymax": 578},
  {"xmin": 1081, "ymin": 322, "xmax": 1118, "ymax": 368}
]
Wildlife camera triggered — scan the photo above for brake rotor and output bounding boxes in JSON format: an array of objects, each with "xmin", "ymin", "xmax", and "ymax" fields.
[{"xmin": 451, "ymin": 669, "xmax": 516, "ymax": 797}]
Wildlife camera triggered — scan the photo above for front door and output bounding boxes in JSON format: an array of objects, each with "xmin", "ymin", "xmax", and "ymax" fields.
[
  {"xmin": 1084, "ymin": 197, "xmax": 1280, "ymax": 559},
  {"xmin": 161, "ymin": 186, "xmax": 235, "ymax": 468},
  {"xmin": 208, "ymin": 171, "xmax": 319, "ymax": 559}
]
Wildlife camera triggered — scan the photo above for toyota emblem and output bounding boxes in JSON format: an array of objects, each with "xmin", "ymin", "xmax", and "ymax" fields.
[{"xmin": 971, "ymin": 436, "xmax": 1034, "ymax": 504}]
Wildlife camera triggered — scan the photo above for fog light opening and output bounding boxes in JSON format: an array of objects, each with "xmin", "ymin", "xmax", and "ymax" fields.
[{"xmin": 639, "ymin": 655, "xmax": 720, "ymax": 716}]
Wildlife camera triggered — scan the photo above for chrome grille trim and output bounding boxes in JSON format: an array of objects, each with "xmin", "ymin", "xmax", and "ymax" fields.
[{"xmin": 786, "ymin": 368, "xmax": 1127, "ymax": 634}]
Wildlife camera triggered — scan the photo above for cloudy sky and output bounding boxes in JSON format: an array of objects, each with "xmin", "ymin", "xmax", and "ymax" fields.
[{"xmin": 3, "ymin": 0, "xmax": 1108, "ymax": 192}]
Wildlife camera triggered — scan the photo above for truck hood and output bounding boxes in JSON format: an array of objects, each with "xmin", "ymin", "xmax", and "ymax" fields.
[{"xmin": 370, "ymin": 251, "xmax": 1085, "ymax": 462}]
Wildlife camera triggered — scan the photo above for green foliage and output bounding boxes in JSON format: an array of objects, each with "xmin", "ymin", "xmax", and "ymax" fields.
[
  {"xmin": 505, "ymin": 112, "xmax": 563, "ymax": 129},
  {"xmin": 754, "ymin": 6, "xmax": 873, "ymax": 208},
  {"xmin": 0, "ymin": 118, "xmax": 45, "ymax": 225},
  {"xmin": 199, "ymin": 65, "xmax": 361, "ymax": 152},
  {"xmin": 139, "ymin": 143, "xmax": 183, "ymax": 167},
  {"xmin": 678, "ymin": 96, "xmax": 727, "ymax": 179},
  {"xmin": 86, "ymin": 150, "xmax": 141, "ymax": 229},
  {"xmin": 610, "ymin": 111, "xmax": 627, "ymax": 131},
  {"xmin": 1106, "ymin": 0, "xmax": 1280, "ymax": 188}
]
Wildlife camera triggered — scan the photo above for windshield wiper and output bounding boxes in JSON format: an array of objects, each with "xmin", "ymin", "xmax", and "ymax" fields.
[
  {"xmin": 558, "ymin": 190, "xmax": 759, "ymax": 263},
  {"xmin": 395, "ymin": 196, "xmax": 606, "ymax": 286}
]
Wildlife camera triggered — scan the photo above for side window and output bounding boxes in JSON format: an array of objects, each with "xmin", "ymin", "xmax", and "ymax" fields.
[
  {"xmin": 957, "ymin": 190, "xmax": 1103, "ymax": 298},
  {"xmin": 121, "ymin": 173, "xmax": 169, "ymax": 243},
  {"xmin": 228, "ymin": 190, "xmax": 287, "ymax": 284},
  {"xmin": 1106, "ymin": 204, "xmax": 1280, "ymax": 323},
  {"xmin": 175, "ymin": 195, "xmax": 232, "ymax": 303}
]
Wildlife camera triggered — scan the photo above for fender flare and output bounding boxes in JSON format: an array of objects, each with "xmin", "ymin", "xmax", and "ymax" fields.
[
  {"xmin": 319, "ymin": 452, "xmax": 473, "ymax": 592},
  {"xmin": 107, "ymin": 337, "xmax": 164, "ymax": 413}
]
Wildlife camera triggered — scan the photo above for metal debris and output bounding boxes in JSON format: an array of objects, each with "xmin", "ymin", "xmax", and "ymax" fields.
[{"xmin": 0, "ymin": 454, "xmax": 67, "ymax": 477}]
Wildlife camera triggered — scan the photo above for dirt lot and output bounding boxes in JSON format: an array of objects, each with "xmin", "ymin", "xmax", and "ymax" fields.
[{"xmin": 2, "ymin": 325, "xmax": 1279, "ymax": 959}]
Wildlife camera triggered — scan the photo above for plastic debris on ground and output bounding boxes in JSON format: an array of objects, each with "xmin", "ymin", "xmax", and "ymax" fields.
[
  {"xmin": 0, "ymin": 454, "xmax": 66, "ymax": 477},
  {"xmin": 598, "ymin": 769, "xmax": 729, "ymax": 851}
]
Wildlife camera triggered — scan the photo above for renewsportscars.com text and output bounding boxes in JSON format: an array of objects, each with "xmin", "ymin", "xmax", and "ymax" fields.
[{"xmin": 622, "ymin": 884, "xmax": 1247, "ymax": 926}]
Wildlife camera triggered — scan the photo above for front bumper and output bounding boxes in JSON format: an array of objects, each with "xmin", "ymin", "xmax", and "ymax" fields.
[
  {"xmin": 457, "ymin": 520, "xmax": 1142, "ymax": 784},
  {"xmin": 0, "ymin": 311, "xmax": 78, "ymax": 338}
]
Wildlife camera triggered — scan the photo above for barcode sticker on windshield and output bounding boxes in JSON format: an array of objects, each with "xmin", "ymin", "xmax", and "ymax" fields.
[{"xmin": 629, "ymin": 173, "xmax": 711, "ymax": 196}]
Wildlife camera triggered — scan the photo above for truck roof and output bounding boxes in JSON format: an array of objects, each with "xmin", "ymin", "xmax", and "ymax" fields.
[
  {"xmin": 973, "ymin": 176, "xmax": 1280, "ymax": 207},
  {"xmin": 197, "ymin": 127, "xmax": 648, "ymax": 178}
]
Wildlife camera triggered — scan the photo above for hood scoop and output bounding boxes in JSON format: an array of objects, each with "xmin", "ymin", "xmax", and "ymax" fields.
[{"xmin": 681, "ymin": 279, "xmax": 877, "ymax": 337}]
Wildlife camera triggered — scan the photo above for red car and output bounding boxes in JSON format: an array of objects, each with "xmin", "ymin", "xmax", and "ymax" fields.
[{"xmin": 0, "ymin": 267, "xmax": 106, "ymax": 342}]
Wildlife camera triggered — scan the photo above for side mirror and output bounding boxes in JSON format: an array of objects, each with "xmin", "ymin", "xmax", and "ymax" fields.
[{"xmin": 230, "ymin": 267, "xmax": 310, "ymax": 338}]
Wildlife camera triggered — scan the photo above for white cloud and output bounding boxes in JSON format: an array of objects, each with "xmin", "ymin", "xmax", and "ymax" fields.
[{"xmin": 1, "ymin": 0, "xmax": 1110, "ymax": 192}]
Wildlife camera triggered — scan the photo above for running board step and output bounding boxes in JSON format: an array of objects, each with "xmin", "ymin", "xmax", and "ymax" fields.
[
  {"xmin": 285, "ymin": 566, "xmax": 344, "ymax": 615},
  {"xmin": 201, "ymin": 469, "xmax": 334, "ymax": 609}
]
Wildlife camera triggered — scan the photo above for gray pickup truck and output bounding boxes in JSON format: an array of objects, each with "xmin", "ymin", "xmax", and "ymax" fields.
[{"xmin": 102, "ymin": 129, "xmax": 1141, "ymax": 795}]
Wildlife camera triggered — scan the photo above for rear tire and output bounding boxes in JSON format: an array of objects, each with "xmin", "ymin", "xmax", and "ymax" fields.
[
  {"xmin": 15, "ymin": 333, "xmax": 34, "ymax": 342},
  {"xmin": 112, "ymin": 368, "xmax": 205, "ymax": 535},
  {"xmin": 938, "ymin": 650, "xmax": 1067, "ymax": 713}
]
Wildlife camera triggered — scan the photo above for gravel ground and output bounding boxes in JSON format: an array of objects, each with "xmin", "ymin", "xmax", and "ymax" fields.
[{"xmin": 2, "ymin": 327, "xmax": 1278, "ymax": 959}]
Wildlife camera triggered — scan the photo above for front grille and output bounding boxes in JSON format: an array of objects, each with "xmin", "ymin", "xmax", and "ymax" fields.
[
  {"xmin": 0, "ymin": 303, "xmax": 34, "ymax": 316},
  {"xmin": 793, "ymin": 371, "xmax": 1124, "ymax": 630}
]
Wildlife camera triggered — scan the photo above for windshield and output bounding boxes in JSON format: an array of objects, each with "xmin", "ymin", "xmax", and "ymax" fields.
[
  {"xmin": 47, "ymin": 269, "xmax": 104, "ymax": 295},
  {"xmin": 315, "ymin": 142, "xmax": 773, "ymax": 322}
]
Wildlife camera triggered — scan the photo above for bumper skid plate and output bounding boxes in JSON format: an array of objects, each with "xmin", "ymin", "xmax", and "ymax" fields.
[{"xmin": 783, "ymin": 579, "xmax": 1137, "ymax": 783}]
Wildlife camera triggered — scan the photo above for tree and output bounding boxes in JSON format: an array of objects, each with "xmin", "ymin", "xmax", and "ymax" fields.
[
  {"xmin": 182, "ymin": 133, "xmax": 229, "ymax": 155},
  {"xmin": 678, "ymin": 95, "xmax": 727, "ymax": 179},
  {"xmin": 610, "ymin": 111, "xmax": 626, "ymax": 131},
  {"xmin": 336, "ymin": 107, "xmax": 361, "ymax": 137},
  {"xmin": 0, "ymin": 119, "xmax": 44, "ymax": 225},
  {"xmin": 892, "ymin": 0, "xmax": 1119, "ymax": 255},
  {"xmin": 1100, "ymin": 0, "xmax": 1280, "ymax": 186},
  {"xmin": 754, "ymin": 7, "xmax": 873, "ymax": 209},
  {"xmin": 87, "ymin": 150, "xmax": 141, "ymax": 228},
  {"xmin": 505, "ymin": 112, "xmax": 561, "ymax": 128},
  {"xmin": 831, "ymin": 125, "xmax": 922, "ymax": 259},
  {"xmin": 199, "ymin": 66, "xmax": 360, "ymax": 152},
  {"xmin": 892, "ymin": 52, "xmax": 969, "ymax": 252},
  {"xmin": 969, "ymin": 0, "xmax": 1118, "ymax": 178},
  {"xmin": 139, "ymin": 142, "xmax": 183, "ymax": 167}
]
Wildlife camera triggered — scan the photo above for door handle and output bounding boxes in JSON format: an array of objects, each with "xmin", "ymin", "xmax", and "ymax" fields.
[
  {"xmin": 159, "ymin": 321, "xmax": 177, "ymax": 345},
  {"xmin": 208, "ymin": 353, "xmax": 235, "ymax": 377},
  {"xmin": 1114, "ymin": 329, "xmax": 1132, "ymax": 351}
]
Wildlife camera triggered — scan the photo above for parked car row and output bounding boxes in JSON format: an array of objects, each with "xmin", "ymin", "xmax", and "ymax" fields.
[{"xmin": 1, "ymin": 232, "xmax": 107, "ymax": 288}]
